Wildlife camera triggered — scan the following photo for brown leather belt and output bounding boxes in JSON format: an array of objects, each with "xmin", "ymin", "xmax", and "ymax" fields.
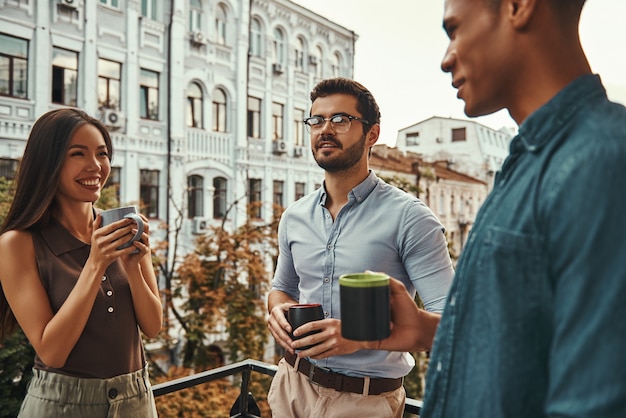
[{"xmin": 284, "ymin": 351, "xmax": 403, "ymax": 396}]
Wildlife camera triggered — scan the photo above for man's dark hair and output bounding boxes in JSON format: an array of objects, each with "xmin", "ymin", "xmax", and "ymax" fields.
[{"xmin": 309, "ymin": 77, "xmax": 381, "ymax": 134}]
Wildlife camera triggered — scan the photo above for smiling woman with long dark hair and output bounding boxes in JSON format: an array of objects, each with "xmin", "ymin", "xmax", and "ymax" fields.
[{"xmin": 0, "ymin": 108, "xmax": 162, "ymax": 417}]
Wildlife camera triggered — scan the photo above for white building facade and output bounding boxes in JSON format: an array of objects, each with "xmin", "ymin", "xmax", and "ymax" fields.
[
  {"xmin": 396, "ymin": 116, "xmax": 515, "ymax": 184},
  {"xmin": 0, "ymin": 0, "xmax": 357, "ymax": 258}
]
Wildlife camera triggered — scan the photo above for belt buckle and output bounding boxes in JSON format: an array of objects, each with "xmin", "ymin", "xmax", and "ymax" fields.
[{"xmin": 308, "ymin": 363, "xmax": 330, "ymax": 386}]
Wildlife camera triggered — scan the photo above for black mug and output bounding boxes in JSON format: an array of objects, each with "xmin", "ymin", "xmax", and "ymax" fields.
[
  {"xmin": 339, "ymin": 273, "xmax": 390, "ymax": 341},
  {"xmin": 287, "ymin": 303, "xmax": 324, "ymax": 349}
]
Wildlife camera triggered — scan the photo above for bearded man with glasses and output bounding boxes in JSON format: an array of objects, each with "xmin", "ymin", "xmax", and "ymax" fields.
[{"xmin": 266, "ymin": 77, "xmax": 455, "ymax": 418}]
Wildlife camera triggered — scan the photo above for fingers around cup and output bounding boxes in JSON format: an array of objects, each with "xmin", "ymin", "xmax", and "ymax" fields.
[
  {"xmin": 288, "ymin": 304, "xmax": 324, "ymax": 337},
  {"xmin": 123, "ymin": 213, "xmax": 145, "ymax": 243}
]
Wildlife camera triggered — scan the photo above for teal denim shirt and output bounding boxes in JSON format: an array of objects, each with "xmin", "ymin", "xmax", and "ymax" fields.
[{"xmin": 422, "ymin": 75, "xmax": 626, "ymax": 417}]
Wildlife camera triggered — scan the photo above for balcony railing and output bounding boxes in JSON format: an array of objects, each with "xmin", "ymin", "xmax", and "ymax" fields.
[
  {"xmin": 186, "ymin": 129, "xmax": 231, "ymax": 164},
  {"xmin": 152, "ymin": 358, "xmax": 423, "ymax": 417}
]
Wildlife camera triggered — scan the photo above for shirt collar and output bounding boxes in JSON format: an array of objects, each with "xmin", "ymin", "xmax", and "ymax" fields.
[
  {"xmin": 318, "ymin": 170, "xmax": 379, "ymax": 206},
  {"xmin": 39, "ymin": 218, "xmax": 90, "ymax": 256},
  {"xmin": 513, "ymin": 74, "xmax": 606, "ymax": 154}
]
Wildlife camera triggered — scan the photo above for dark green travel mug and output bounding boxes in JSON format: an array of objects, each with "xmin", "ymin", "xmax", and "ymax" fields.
[{"xmin": 339, "ymin": 273, "xmax": 390, "ymax": 341}]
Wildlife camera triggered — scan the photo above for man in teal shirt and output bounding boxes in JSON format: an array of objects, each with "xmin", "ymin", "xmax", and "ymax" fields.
[{"xmin": 378, "ymin": 0, "xmax": 626, "ymax": 416}]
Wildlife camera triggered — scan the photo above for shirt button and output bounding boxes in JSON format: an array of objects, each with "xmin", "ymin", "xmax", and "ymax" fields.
[
  {"xmin": 323, "ymin": 277, "xmax": 330, "ymax": 283},
  {"xmin": 107, "ymin": 307, "xmax": 114, "ymax": 313},
  {"xmin": 449, "ymin": 295, "xmax": 456, "ymax": 306},
  {"xmin": 437, "ymin": 361, "xmax": 442, "ymax": 372},
  {"xmin": 327, "ymin": 245, "xmax": 332, "ymax": 249},
  {"xmin": 102, "ymin": 276, "xmax": 107, "ymax": 282},
  {"xmin": 108, "ymin": 388, "xmax": 118, "ymax": 399},
  {"xmin": 106, "ymin": 290, "xmax": 113, "ymax": 297}
]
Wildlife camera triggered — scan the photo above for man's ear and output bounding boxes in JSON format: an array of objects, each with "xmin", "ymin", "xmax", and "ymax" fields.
[
  {"xmin": 366, "ymin": 124, "xmax": 380, "ymax": 146},
  {"xmin": 506, "ymin": 0, "xmax": 538, "ymax": 30}
]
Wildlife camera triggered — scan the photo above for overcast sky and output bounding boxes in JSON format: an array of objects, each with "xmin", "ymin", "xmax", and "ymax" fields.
[{"xmin": 293, "ymin": 0, "xmax": 626, "ymax": 146}]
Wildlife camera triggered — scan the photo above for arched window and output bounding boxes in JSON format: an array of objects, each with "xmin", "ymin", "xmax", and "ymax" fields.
[
  {"xmin": 315, "ymin": 46, "xmax": 324, "ymax": 78},
  {"xmin": 273, "ymin": 27, "xmax": 285, "ymax": 64},
  {"xmin": 250, "ymin": 17, "xmax": 262, "ymax": 57},
  {"xmin": 215, "ymin": 4, "xmax": 227, "ymax": 45},
  {"xmin": 332, "ymin": 52, "xmax": 342, "ymax": 77},
  {"xmin": 188, "ymin": 175, "xmax": 204, "ymax": 218},
  {"xmin": 212, "ymin": 88, "xmax": 227, "ymax": 132},
  {"xmin": 213, "ymin": 177, "xmax": 227, "ymax": 219},
  {"xmin": 186, "ymin": 82, "xmax": 203, "ymax": 128},
  {"xmin": 295, "ymin": 37, "xmax": 306, "ymax": 70}
]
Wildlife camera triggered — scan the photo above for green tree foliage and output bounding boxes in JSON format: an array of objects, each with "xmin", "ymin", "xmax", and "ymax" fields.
[
  {"xmin": 173, "ymin": 201, "xmax": 277, "ymax": 367},
  {"xmin": 0, "ymin": 177, "xmax": 13, "ymax": 221},
  {"xmin": 0, "ymin": 177, "xmax": 35, "ymax": 417},
  {"xmin": 151, "ymin": 200, "xmax": 278, "ymax": 416},
  {"xmin": 0, "ymin": 330, "xmax": 35, "ymax": 417}
]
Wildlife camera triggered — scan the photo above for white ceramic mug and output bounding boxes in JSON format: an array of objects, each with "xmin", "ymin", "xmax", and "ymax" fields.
[{"xmin": 99, "ymin": 206, "xmax": 145, "ymax": 251}]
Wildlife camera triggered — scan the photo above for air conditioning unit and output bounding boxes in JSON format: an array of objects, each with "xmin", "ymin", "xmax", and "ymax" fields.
[
  {"xmin": 190, "ymin": 31, "xmax": 206, "ymax": 44},
  {"xmin": 102, "ymin": 109, "xmax": 125, "ymax": 130},
  {"xmin": 273, "ymin": 140, "xmax": 287, "ymax": 154},
  {"xmin": 60, "ymin": 0, "xmax": 78, "ymax": 9},
  {"xmin": 272, "ymin": 63, "xmax": 284, "ymax": 74},
  {"xmin": 308, "ymin": 55, "xmax": 318, "ymax": 65},
  {"xmin": 293, "ymin": 146, "xmax": 305, "ymax": 158},
  {"xmin": 192, "ymin": 217, "xmax": 210, "ymax": 235}
]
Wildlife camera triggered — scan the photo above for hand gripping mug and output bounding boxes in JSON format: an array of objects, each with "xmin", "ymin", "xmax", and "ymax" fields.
[
  {"xmin": 288, "ymin": 303, "xmax": 324, "ymax": 350},
  {"xmin": 99, "ymin": 206, "xmax": 145, "ymax": 253}
]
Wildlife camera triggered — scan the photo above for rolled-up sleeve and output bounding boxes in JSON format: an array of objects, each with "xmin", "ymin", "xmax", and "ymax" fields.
[{"xmin": 270, "ymin": 211, "xmax": 300, "ymax": 301}]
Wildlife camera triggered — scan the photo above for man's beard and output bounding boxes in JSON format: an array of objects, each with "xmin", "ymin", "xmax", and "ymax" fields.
[{"xmin": 314, "ymin": 134, "xmax": 366, "ymax": 173}]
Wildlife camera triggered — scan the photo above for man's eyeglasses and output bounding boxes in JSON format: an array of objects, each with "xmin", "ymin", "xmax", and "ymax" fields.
[{"xmin": 303, "ymin": 114, "xmax": 370, "ymax": 134}]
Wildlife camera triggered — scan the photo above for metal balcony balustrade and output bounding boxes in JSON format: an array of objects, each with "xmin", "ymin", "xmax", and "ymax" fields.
[{"xmin": 152, "ymin": 358, "xmax": 423, "ymax": 417}]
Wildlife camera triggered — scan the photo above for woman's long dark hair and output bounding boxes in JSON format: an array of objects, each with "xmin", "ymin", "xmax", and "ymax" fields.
[{"xmin": 0, "ymin": 108, "xmax": 112, "ymax": 339}]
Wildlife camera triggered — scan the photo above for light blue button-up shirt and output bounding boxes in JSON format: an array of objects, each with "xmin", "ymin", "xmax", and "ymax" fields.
[
  {"xmin": 422, "ymin": 75, "xmax": 626, "ymax": 417},
  {"xmin": 272, "ymin": 171, "xmax": 454, "ymax": 378}
]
